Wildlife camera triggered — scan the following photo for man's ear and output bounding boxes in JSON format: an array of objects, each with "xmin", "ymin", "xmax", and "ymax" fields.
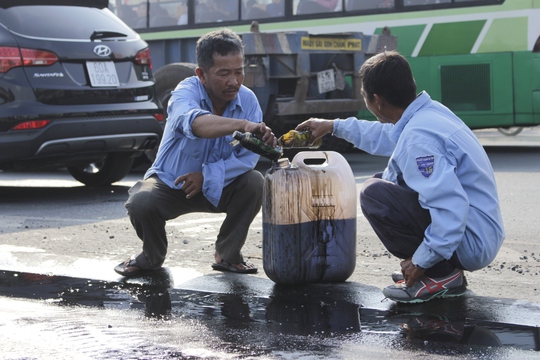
[
  {"xmin": 195, "ymin": 67, "xmax": 205, "ymax": 83},
  {"xmin": 373, "ymin": 93, "xmax": 384, "ymax": 110}
]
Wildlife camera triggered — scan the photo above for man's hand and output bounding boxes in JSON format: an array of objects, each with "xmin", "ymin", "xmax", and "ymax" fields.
[
  {"xmin": 295, "ymin": 118, "xmax": 334, "ymax": 145},
  {"xmin": 400, "ymin": 257, "xmax": 425, "ymax": 287},
  {"xmin": 174, "ymin": 171, "xmax": 203, "ymax": 199},
  {"xmin": 244, "ymin": 121, "xmax": 277, "ymax": 147}
]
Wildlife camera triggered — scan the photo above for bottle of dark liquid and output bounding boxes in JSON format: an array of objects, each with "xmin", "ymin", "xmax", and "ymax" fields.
[{"xmin": 231, "ymin": 131, "xmax": 283, "ymax": 161}]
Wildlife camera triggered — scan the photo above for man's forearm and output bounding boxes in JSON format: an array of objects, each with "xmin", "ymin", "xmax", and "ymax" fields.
[{"xmin": 192, "ymin": 114, "xmax": 248, "ymax": 138}]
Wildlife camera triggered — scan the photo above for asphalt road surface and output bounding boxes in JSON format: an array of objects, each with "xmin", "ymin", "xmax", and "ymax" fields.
[{"xmin": 0, "ymin": 126, "xmax": 539, "ymax": 359}]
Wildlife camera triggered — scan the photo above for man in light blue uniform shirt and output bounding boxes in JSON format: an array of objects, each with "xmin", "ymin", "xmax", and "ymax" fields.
[
  {"xmin": 114, "ymin": 28, "xmax": 277, "ymax": 277},
  {"xmin": 297, "ymin": 51, "xmax": 505, "ymax": 303}
]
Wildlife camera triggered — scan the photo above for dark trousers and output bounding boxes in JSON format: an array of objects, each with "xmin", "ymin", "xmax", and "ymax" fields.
[
  {"xmin": 360, "ymin": 173, "xmax": 465, "ymax": 278},
  {"xmin": 125, "ymin": 170, "xmax": 264, "ymax": 269}
]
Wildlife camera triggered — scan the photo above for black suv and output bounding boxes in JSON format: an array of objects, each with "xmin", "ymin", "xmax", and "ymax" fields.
[{"xmin": 0, "ymin": 0, "xmax": 163, "ymax": 186}]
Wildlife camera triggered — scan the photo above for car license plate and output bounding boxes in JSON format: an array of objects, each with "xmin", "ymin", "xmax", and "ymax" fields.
[
  {"xmin": 317, "ymin": 69, "xmax": 336, "ymax": 94},
  {"xmin": 86, "ymin": 61, "xmax": 119, "ymax": 87}
]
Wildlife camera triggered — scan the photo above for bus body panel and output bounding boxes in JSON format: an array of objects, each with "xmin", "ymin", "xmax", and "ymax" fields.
[
  {"xmin": 514, "ymin": 52, "xmax": 540, "ymax": 125},
  {"xmin": 111, "ymin": 0, "xmax": 540, "ymax": 131}
]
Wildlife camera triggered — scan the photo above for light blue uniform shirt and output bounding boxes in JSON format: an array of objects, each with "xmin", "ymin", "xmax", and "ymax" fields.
[
  {"xmin": 145, "ymin": 76, "xmax": 262, "ymax": 207},
  {"xmin": 333, "ymin": 91, "xmax": 505, "ymax": 271}
]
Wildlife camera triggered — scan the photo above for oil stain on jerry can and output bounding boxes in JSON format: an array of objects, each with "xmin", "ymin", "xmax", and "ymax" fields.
[{"xmin": 263, "ymin": 151, "xmax": 357, "ymax": 285}]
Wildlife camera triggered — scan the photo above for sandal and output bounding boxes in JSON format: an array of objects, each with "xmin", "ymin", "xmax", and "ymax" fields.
[
  {"xmin": 114, "ymin": 257, "xmax": 153, "ymax": 277},
  {"xmin": 211, "ymin": 260, "xmax": 258, "ymax": 274}
]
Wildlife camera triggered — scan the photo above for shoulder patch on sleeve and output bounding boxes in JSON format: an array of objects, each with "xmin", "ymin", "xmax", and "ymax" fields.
[{"xmin": 416, "ymin": 155, "xmax": 434, "ymax": 178}]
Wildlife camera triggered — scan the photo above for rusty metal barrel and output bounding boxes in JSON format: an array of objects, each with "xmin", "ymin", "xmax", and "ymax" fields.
[{"xmin": 262, "ymin": 151, "xmax": 357, "ymax": 285}]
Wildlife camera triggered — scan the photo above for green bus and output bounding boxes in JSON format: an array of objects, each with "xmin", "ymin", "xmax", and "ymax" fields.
[{"xmin": 110, "ymin": 0, "xmax": 540, "ymax": 134}]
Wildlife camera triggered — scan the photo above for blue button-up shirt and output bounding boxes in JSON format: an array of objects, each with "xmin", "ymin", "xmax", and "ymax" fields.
[
  {"xmin": 333, "ymin": 91, "xmax": 505, "ymax": 271},
  {"xmin": 145, "ymin": 76, "xmax": 263, "ymax": 207}
]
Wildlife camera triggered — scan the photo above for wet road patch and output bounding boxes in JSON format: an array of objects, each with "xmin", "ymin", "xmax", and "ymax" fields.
[{"xmin": 0, "ymin": 269, "xmax": 539, "ymax": 359}]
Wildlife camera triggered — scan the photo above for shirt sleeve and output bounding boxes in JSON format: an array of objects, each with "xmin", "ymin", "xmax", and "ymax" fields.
[
  {"xmin": 167, "ymin": 81, "xmax": 212, "ymax": 138},
  {"xmin": 398, "ymin": 143, "xmax": 469, "ymax": 269},
  {"xmin": 333, "ymin": 117, "xmax": 396, "ymax": 156}
]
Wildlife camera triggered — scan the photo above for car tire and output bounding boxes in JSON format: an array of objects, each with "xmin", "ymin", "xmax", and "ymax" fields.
[
  {"xmin": 497, "ymin": 126, "xmax": 523, "ymax": 136},
  {"xmin": 67, "ymin": 152, "xmax": 135, "ymax": 186},
  {"xmin": 154, "ymin": 62, "xmax": 198, "ymax": 117}
]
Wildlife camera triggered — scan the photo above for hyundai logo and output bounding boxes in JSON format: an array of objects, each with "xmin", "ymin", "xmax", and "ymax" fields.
[{"xmin": 93, "ymin": 45, "xmax": 112, "ymax": 57}]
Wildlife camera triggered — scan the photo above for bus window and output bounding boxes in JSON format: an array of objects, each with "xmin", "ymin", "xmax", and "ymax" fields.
[
  {"xmin": 295, "ymin": 0, "xmax": 342, "ymax": 15},
  {"xmin": 196, "ymin": 0, "xmax": 239, "ymax": 23},
  {"xmin": 266, "ymin": 0, "xmax": 285, "ymax": 16},
  {"xmin": 177, "ymin": 0, "xmax": 188, "ymax": 25},
  {"xmin": 149, "ymin": 1, "xmax": 177, "ymax": 27},
  {"xmin": 116, "ymin": 3, "xmax": 139, "ymax": 28},
  {"xmin": 133, "ymin": 2, "xmax": 148, "ymax": 29},
  {"xmin": 242, "ymin": 0, "xmax": 284, "ymax": 20},
  {"xmin": 404, "ymin": 0, "xmax": 451, "ymax": 6},
  {"xmin": 346, "ymin": 0, "xmax": 394, "ymax": 11}
]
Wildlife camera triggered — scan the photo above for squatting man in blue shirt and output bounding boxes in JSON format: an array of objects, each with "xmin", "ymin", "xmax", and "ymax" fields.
[
  {"xmin": 114, "ymin": 28, "xmax": 277, "ymax": 277},
  {"xmin": 296, "ymin": 51, "xmax": 505, "ymax": 303}
]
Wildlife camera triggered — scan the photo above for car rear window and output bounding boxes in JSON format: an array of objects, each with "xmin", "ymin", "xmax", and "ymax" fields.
[{"xmin": 0, "ymin": 5, "xmax": 137, "ymax": 40}]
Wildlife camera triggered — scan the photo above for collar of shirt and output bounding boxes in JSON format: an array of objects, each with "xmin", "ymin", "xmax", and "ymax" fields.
[{"xmin": 388, "ymin": 91, "xmax": 431, "ymax": 144}]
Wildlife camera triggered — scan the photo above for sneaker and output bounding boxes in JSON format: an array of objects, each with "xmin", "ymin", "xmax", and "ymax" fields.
[
  {"xmin": 391, "ymin": 271, "xmax": 404, "ymax": 283},
  {"xmin": 383, "ymin": 268, "xmax": 467, "ymax": 303}
]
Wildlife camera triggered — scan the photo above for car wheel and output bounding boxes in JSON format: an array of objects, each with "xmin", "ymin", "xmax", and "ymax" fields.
[
  {"xmin": 497, "ymin": 127, "xmax": 523, "ymax": 136},
  {"xmin": 67, "ymin": 153, "xmax": 135, "ymax": 186},
  {"xmin": 154, "ymin": 62, "xmax": 198, "ymax": 118}
]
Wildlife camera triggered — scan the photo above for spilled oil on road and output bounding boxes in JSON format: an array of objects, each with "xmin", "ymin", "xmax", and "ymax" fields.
[{"xmin": 0, "ymin": 268, "xmax": 539, "ymax": 359}]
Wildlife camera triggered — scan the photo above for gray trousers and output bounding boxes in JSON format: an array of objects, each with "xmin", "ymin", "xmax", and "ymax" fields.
[
  {"xmin": 125, "ymin": 170, "xmax": 264, "ymax": 269},
  {"xmin": 360, "ymin": 173, "xmax": 465, "ymax": 278}
]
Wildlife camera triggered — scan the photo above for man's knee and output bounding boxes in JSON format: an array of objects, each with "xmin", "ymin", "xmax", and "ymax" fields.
[
  {"xmin": 239, "ymin": 170, "xmax": 264, "ymax": 198},
  {"xmin": 125, "ymin": 183, "xmax": 156, "ymax": 218},
  {"xmin": 221, "ymin": 170, "xmax": 264, "ymax": 212},
  {"xmin": 360, "ymin": 177, "xmax": 390, "ymax": 205}
]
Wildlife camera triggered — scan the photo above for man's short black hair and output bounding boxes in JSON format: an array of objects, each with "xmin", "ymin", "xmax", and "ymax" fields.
[
  {"xmin": 196, "ymin": 28, "xmax": 244, "ymax": 71},
  {"xmin": 360, "ymin": 51, "xmax": 417, "ymax": 108}
]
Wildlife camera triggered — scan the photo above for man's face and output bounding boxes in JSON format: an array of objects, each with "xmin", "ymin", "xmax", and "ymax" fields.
[
  {"xmin": 361, "ymin": 85, "xmax": 391, "ymax": 124},
  {"xmin": 197, "ymin": 52, "xmax": 244, "ymax": 109},
  {"xmin": 361, "ymin": 86, "xmax": 379, "ymax": 118}
]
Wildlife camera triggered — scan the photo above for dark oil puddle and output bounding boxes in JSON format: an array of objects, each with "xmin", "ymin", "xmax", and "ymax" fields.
[{"xmin": 0, "ymin": 268, "xmax": 538, "ymax": 358}]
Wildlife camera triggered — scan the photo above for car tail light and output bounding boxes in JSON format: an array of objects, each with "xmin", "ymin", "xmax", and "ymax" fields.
[
  {"xmin": 135, "ymin": 48, "xmax": 152, "ymax": 69},
  {"xmin": 0, "ymin": 46, "xmax": 58, "ymax": 73},
  {"xmin": 20, "ymin": 49, "xmax": 58, "ymax": 66},
  {"xmin": 154, "ymin": 113, "xmax": 164, "ymax": 122},
  {"xmin": 0, "ymin": 46, "xmax": 23, "ymax": 73},
  {"xmin": 12, "ymin": 120, "xmax": 51, "ymax": 130}
]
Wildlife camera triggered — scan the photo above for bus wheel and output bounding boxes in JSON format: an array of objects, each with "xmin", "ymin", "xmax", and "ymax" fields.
[
  {"xmin": 154, "ymin": 62, "xmax": 198, "ymax": 118},
  {"xmin": 497, "ymin": 127, "xmax": 523, "ymax": 136}
]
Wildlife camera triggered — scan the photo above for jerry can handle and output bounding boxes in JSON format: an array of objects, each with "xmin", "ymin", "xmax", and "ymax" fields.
[{"xmin": 292, "ymin": 151, "xmax": 329, "ymax": 168}]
